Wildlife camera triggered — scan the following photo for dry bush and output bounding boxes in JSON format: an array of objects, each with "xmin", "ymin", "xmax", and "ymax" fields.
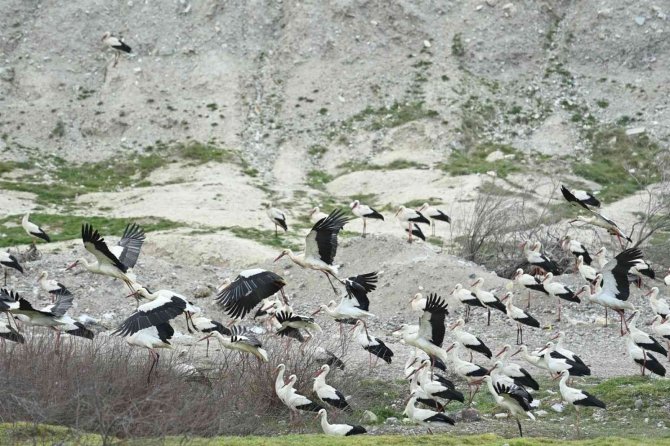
[{"xmin": 0, "ymin": 329, "xmax": 371, "ymax": 442}]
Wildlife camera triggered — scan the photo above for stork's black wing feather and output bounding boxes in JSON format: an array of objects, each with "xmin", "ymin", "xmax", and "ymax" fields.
[
  {"xmin": 611, "ymin": 248, "xmax": 644, "ymax": 301},
  {"xmin": 216, "ymin": 270, "xmax": 286, "ymax": 319},
  {"xmin": 82, "ymin": 223, "xmax": 127, "ymax": 273},
  {"xmin": 345, "ymin": 271, "xmax": 378, "ymax": 311},
  {"xmin": 112, "ymin": 297, "xmax": 186, "ymax": 337},
  {"xmin": 423, "ymin": 293, "xmax": 449, "ymax": 346},
  {"xmin": 117, "ymin": 223, "xmax": 146, "ymax": 269},
  {"xmin": 311, "ymin": 208, "xmax": 350, "ymax": 265}
]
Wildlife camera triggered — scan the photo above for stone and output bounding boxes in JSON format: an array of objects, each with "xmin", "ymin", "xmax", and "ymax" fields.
[
  {"xmin": 635, "ymin": 399, "xmax": 643, "ymax": 410},
  {"xmin": 193, "ymin": 284, "xmax": 211, "ymax": 298},
  {"xmin": 0, "ymin": 66, "xmax": 15, "ymax": 82},
  {"xmin": 423, "ymin": 40, "xmax": 431, "ymax": 48},
  {"xmin": 485, "ymin": 0, "xmax": 498, "ymax": 6},
  {"xmin": 385, "ymin": 417, "xmax": 398, "ymax": 425},
  {"xmin": 535, "ymin": 410, "xmax": 548, "ymax": 417},
  {"xmin": 485, "ymin": 150, "xmax": 505, "ymax": 162},
  {"xmin": 625, "ymin": 126, "xmax": 646, "ymax": 136},
  {"xmin": 456, "ymin": 408, "xmax": 481, "ymax": 422},
  {"xmin": 551, "ymin": 403, "xmax": 564, "ymax": 413},
  {"xmin": 635, "ymin": 16, "xmax": 646, "ymax": 25},
  {"xmin": 362, "ymin": 410, "xmax": 378, "ymax": 423}
]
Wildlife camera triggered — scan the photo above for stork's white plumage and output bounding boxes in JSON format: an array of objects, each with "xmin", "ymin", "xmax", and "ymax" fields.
[
  {"xmin": 501, "ymin": 292, "xmax": 540, "ymax": 345},
  {"xmin": 665, "ymin": 269, "xmax": 670, "ymax": 287},
  {"xmin": 404, "ymin": 393, "xmax": 455, "ymax": 433},
  {"xmin": 102, "ymin": 31, "xmax": 131, "ymax": 67},
  {"xmin": 274, "ymin": 306, "xmax": 322, "ymax": 341},
  {"xmin": 549, "ymin": 331, "xmax": 587, "ymax": 367},
  {"xmin": 281, "ymin": 374, "xmax": 323, "ymax": 415},
  {"xmin": 447, "ymin": 341, "xmax": 488, "ymax": 404},
  {"xmin": 650, "ymin": 316, "xmax": 670, "ymax": 360},
  {"xmin": 417, "ymin": 203, "xmax": 450, "ymax": 236},
  {"xmin": 274, "ymin": 208, "xmax": 350, "ymax": 293},
  {"xmin": 540, "ymin": 342, "xmax": 591, "ymax": 377},
  {"xmin": 191, "ymin": 316, "xmax": 230, "ymax": 356},
  {"xmin": 215, "ymin": 268, "xmax": 287, "ymax": 319},
  {"xmin": 521, "ymin": 241, "xmax": 561, "ymax": 275},
  {"xmin": 409, "ymin": 292, "xmax": 427, "ymax": 311},
  {"xmin": 646, "ymin": 287, "xmax": 670, "ymax": 319},
  {"xmin": 350, "ymin": 200, "xmax": 384, "ymax": 236},
  {"xmin": 561, "ymin": 185, "xmax": 601, "ymax": 209},
  {"xmin": 352, "ymin": 320, "xmax": 394, "ymax": 365},
  {"xmin": 113, "ymin": 292, "xmax": 188, "ymax": 337},
  {"xmin": 576, "ymin": 256, "xmax": 598, "ymax": 285},
  {"xmin": 316, "ymin": 409, "xmax": 366, "ymax": 436},
  {"xmin": 557, "ymin": 369, "xmax": 605, "ymax": 436},
  {"xmin": 450, "ymin": 283, "xmax": 484, "ymax": 321},
  {"xmin": 22, "ymin": 213, "xmax": 50, "ymax": 244},
  {"xmin": 38, "ymin": 271, "xmax": 72, "ymax": 302},
  {"xmin": 482, "ymin": 375, "xmax": 534, "ymax": 437},
  {"xmin": 542, "ymin": 272, "xmax": 580, "ymax": 322},
  {"xmin": 275, "ymin": 364, "xmax": 289, "ymax": 403},
  {"xmin": 394, "ymin": 206, "xmax": 429, "ymax": 243},
  {"xmin": 511, "ymin": 344, "xmax": 549, "ymax": 371},
  {"xmin": 561, "ymin": 235, "xmax": 592, "ymax": 265},
  {"xmin": 494, "ymin": 345, "xmax": 540, "ymax": 390},
  {"xmin": 309, "ymin": 206, "xmax": 329, "ymax": 224},
  {"xmin": 512, "ymin": 268, "xmax": 548, "ymax": 308},
  {"xmin": 266, "ymin": 203, "xmax": 288, "ymax": 236},
  {"xmin": 313, "ymin": 364, "xmax": 349, "ymax": 410},
  {"xmin": 126, "ymin": 322, "xmax": 174, "ymax": 383},
  {"xmin": 587, "ymin": 248, "xmax": 643, "ymax": 335},
  {"xmin": 593, "ymin": 247, "xmax": 609, "ymax": 270},
  {"xmin": 570, "ymin": 212, "xmax": 631, "ymax": 248},
  {"xmin": 470, "ymin": 277, "xmax": 506, "ymax": 325},
  {"xmin": 414, "ymin": 359, "xmax": 465, "ymax": 404}
]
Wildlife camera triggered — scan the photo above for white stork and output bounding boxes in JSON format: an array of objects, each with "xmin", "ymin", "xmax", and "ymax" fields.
[
  {"xmin": 576, "ymin": 256, "xmax": 598, "ymax": 287},
  {"xmin": 500, "ymin": 292, "xmax": 540, "ymax": 345},
  {"xmin": 280, "ymin": 374, "xmax": 323, "ymax": 422},
  {"xmin": 0, "ymin": 321, "xmax": 23, "ymax": 344},
  {"xmin": 511, "ymin": 344, "xmax": 549, "ymax": 372},
  {"xmin": 266, "ymin": 203, "xmax": 288, "ymax": 236},
  {"xmin": 112, "ymin": 293, "xmax": 188, "ymax": 339},
  {"xmin": 125, "ymin": 322, "xmax": 174, "ymax": 383},
  {"xmin": 569, "ymin": 210, "xmax": 631, "ymax": 249},
  {"xmin": 593, "ymin": 247, "xmax": 609, "ymax": 270},
  {"xmin": 409, "ymin": 292, "xmax": 427, "ymax": 311},
  {"xmin": 10, "ymin": 293, "xmax": 76, "ymax": 350},
  {"xmin": 102, "ymin": 31, "xmax": 132, "ymax": 67},
  {"xmin": 646, "ymin": 287, "xmax": 670, "ymax": 319},
  {"xmin": 561, "ymin": 185, "xmax": 601, "ymax": 209},
  {"xmin": 560, "ymin": 235, "xmax": 592, "ymax": 266},
  {"xmin": 627, "ymin": 310, "xmax": 668, "ymax": 357},
  {"xmin": 350, "ymin": 200, "xmax": 384, "ymax": 237},
  {"xmin": 313, "ymin": 273, "xmax": 377, "ymax": 334},
  {"xmin": 274, "ymin": 306, "xmax": 322, "ymax": 340},
  {"xmin": 404, "ymin": 392, "xmax": 455, "ymax": 433},
  {"xmin": 215, "ymin": 268, "xmax": 287, "ymax": 319},
  {"xmin": 128, "ymin": 286, "xmax": 200, "ymax": 332},
  {"xmin": 650, "ymin": 315, "xmax": 670, "ymax": 360},
  {"xmin": 413, "ymin": 359, "xmax": 465, "ymax": 403},
  {"xmin": 585, "ymin": 248, "xmax": 643, "ymax": 335},
  {"xmin": 628, "ymin": 259, "xmax": 655, "ymax": 288},
  {"xmin": 309, "ymin": 206, "xmax": 328, "ymax": 224},
  {"xmin": 394, "ymin": 206, "xmax": 429, "ymax": 243},
  {"xmin": 494, "ymin": 345, "xmax": 540, "ymax": 390},
  {"xmin": 450, "ymin": 283, "xmax": 484, "ymax": 322},
  {"xmin": 0, "ymin": 251, "xmax": 23, "ymax": 286},
  {"xmin": 665, "ymin": 269, "xmax": 670, "ymax": 287},
  {"xmin": 539, "ymin": 342, "xmax": 591, "ymax": 377},
  {"xmin": 199, "ymin": 325, "xmax": 269, "ymax": 362},
  {"xmin": 393, "ymin": 293, "xmax": 449, "ymax": 365},
  {"xmin": 417, "ymin": 203, "xmax": 451, "ymax": 236},
  {"xmin": 190, "ymin": 316, "xmax": 230, "ymax": 356},
  {"xmin": 313, "ymin": 364, "xmax": 349, "ymax": 410},
  {"xmin": 470, "ymin": 277, "xmax": 506, "ymax": 325},
  {"xmin": 405, "ymin": 223, "xmax": 427, "ymax": 241},
  {"xmin": 274, "ymin": 208, "xmax": 350, "ymax": 293},
  {"xmin": 625, "ymin": 333, "xmax": 666, "ymax": 377},
  {"xmin": 557, "ymin": 369, "xmax": 606, "ymax": 437},
  {"xmin": 449, "ymin": 318, "xmax": 492, "ymax": 360},
  {"xmin": 512, "ymin": 268, "xmax": 548, "ymax": 309},
  {"xmin": 352, "ymin": 320, "xmax": 394, "ymax": 366},
  {"xmin": 520, "ymin": 241, "xmax": 561, "ymax": 275},
  {"xmin": 22, "ymin": 212, "xmax": 50, "ymax": 245},
  {"xmin": 542, "ymin": 272, "xmax": 580, "ymax": 322},
  {"xmin": 482, "ymin": 375, "xmax": 534, "ymax": 437},
  {"xmin": 315, "ymin": 409, "xmax": 366, "ymax": 436},
  {"xmin": 549, "ymin": 331, "xmax": 587, "ymax": 368},
  {"xmin": 67, "ymin": 223, "xmax": 145, "ymax": 289},
  {"xmin": 446, "ymin": 341, "xmax": 489, "ymax": 404},
  {"xmin": 37, "ymin": 271, "xmax": 72, "ymax": 302}
]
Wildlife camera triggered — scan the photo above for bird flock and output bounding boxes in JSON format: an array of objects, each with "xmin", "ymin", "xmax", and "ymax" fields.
[{"xmin": 1, "ymin": 185, "xmax": 669, "ymax": 439}]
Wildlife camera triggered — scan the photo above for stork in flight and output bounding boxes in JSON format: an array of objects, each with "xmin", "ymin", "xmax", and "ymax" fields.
[
  {"xmin": 274, "ymin": 208, "xmax": 350, "ymax": 293},
  {"xmin": 215, "ymin": 268, "xmax": 287, "ymax": 319}
]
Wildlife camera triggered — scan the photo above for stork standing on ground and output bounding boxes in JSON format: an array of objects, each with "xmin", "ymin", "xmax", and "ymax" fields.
[
  {"xmin": 494, "ymin": 345, "xmax": 540, "ymax": 390},
  {"xmin": 501, "ymin": 292, "xmax": 540, "ymax": 345},
  {"xmin": 576, "ymin": 256, "xmax": 599, "ymax": 289},
  {"xmin": 67, "ymin": 223, "xmax": 145, "ymax": 290},
  {"xmin": 483, "ymin": 375, "xmax": 534, "ymax": 437},
  {"xmin": 313, "ymin": 364, "xmax": 349, "ymax": 410},
  {"xmin": 584, "ymin": 248, "xmax": 643, "ymax": 335},
  {"xmin": 22, "ymin": 213, "xmax": 50, "ymax": 245},
  {"xmin": 199, "ymin": 325, "xmax": 269, "ymax": 362},
  {"xmin": 215, "ymin": 268, "xmax": 288, "ymax": 318},
  {"xmin": 126, "ymin": 322, "xmax": 174, "ymax": 383},
  {"xmin": 650, "ymin": 316, "xmax": 670, "ymax": 360},
  {"xmin": 413, "ymin": 359, "xmax": 465, "ymax": 404},
  {"xmin": 561, "ymin": 235, "xmax": 592, "ymax": 266},
  {"xmin": 280, "ymin": 374, "xmax": 323, "ymax": 424},
  {"xmin": 404, "ymin": 392, "xmax": 455, "ymax": 433},
  {"xmin": 550, "ymin": 331, "xmax": 587, "ymax": 368},
  {"xmin": 646, "ymin": 287, "xmax": 670, "ymax": 319},
  {"xmin": 0, "ymin": 252, "xmax": 23, "ymax": 286},
  {"xmin": 417, "ymin": 203, "xmax": 451, "ymax": 236},
  {"xmin": 449, "ymin": 318, "xmax": 492, "ymax": 361},
  {"xmin": 405, "ymin": 223, "xmax": 427, "ymax": 241},
  {"xmin": 315, "ymin": 409, "xmax": 366, "ymax": 436},
  {"xmin": 102, "ymin": 32, "xmax": 132, "ymax": 67},
  {"xmin": 446, "ymin": 341, "xmax": 489, "ymax": 404},
  {"xmin": 394, "ymin": 206, "xmax": 429, "ymax": 243},
  {"xmin": 539, "ymin": 342, "xmax": 591, "ymax": 378},
  {"xmin": 450, "ymin": 283, "xmax": 484, "ymax": 322},
  {"xmin": 627, "ymin": 310, "xmax": 668, "ymax": 358},
  {"xmin": 274, "ymin": 208, "xmax": 350, "ymax": 294},
  {"xmin": 557, "ymin": 369, "xmax": 606, "ymax": 438},
  {"xmin": 352, "ymin": 320, "xmax": 394, "ymax": 366},
  {"xmin": 350, "ymin": 200, "xmax": 384, "ymax": 237},
  {"xmin": 38, "ymin": 271, "xmax": 72, "ymax": 302},
  {"xmin": 470, "ymin": 277, "xmax": 506, "ymax": 325},
  {"xmin": 266, "ymin": 203, "xmax": 288, "ymax": 236},
  {"xmin": 512, "ymin": 268, "xmax": 548, "ymax": 309},
  {"xmin": 520, "ymin": 241, "xmax": 561, "ymax": 275},
  {"xmin": 624, "ymin": 333, "xmax": 666, "ymax": 377},
  {"xmin": 542, "ymin": 272, "xmax": 580, "ymax": 322}
]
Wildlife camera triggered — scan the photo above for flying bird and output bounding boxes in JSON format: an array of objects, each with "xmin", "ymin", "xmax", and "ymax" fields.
[{"xmin": 215, "ymin": 269, "xmax": 287, "ymax": 319}]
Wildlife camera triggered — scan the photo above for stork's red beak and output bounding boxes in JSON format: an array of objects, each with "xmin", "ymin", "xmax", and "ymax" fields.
[
  {"xmin": 311, "ymin": 308, "xmax": 322, "ymax": 316},
  {"xmin": 510, "ymin": 348, "xmax": 522, "ymax": 357},
  {"xmin": 198, "ymin": 334, "xmax": 213, "ymax": 342},
  {"xmin": 65, "ymin": 261, "xmax": 78, "ymax": 271},
  {"xmin": 273, "ymin": 253, "xmax": 285, "ymax": 262},
  {"xmin": 495, "ymin": 347, "xmax": 508, "ymax": 358}
]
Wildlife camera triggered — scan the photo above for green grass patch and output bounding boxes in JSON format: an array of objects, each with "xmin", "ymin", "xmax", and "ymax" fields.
[
  {"xmin": 307, "ymin": 144, "xmax": 328, "ymax": 159},
  {"xmin": 440, "ymin": 143, "xmax": 523, "ymax": 178},
  {"xmin": 305, "ymin": 170, "xmax": 334, "ymax": 190},
  {"xmin": 573, "ymin": 125, "xmax": 663, "ymax": 202},
  {"xmin": 225, "ymin": 226, "xmax": 301, "ymax": 251},
  {"xmin": 337, "ymin": 159, "xmax": 428, "ymax": 173},
  {"xmin": 0, "ymin": 214, "xmax": 181, "ymax": 248}
]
